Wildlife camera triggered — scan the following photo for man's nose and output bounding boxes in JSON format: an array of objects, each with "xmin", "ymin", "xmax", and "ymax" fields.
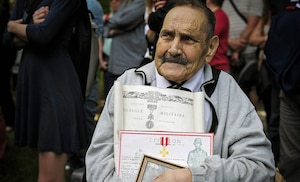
[{"xmin": 168, "ymin": 38, "xmax": 183, "ymax": 56}]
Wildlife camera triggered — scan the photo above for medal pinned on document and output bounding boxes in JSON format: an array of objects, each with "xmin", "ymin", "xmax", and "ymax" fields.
[
  {"xmin": 146, "ymin": 104, "xmax": 157, "ymax": 129},
  {"xmin": 160, "ymin": 137, "xmax": 169, "ymax": 158}
]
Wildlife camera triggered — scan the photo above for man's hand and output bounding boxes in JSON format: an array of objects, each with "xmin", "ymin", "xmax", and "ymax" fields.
[
  {"xmin": 99, "ymin": 58, "xmax": 108, "ymax": 70},
  {"xmin": 230, "ymin": 51, "xmax": 244, "ymax": 67},
  {"xmin": 32, "ymin": 6, "xmax": 49, "ymax": 25},
  {"xmin": 152, "ymin": 168, "xmax": 192, "ymax": 182},
  {"xmin": 153, "ymin": 0, "xmax": 167, "ymax": 10},
  {"xmin": 228, "ymin": 38, "xmax": 247, "ymax": 52}
]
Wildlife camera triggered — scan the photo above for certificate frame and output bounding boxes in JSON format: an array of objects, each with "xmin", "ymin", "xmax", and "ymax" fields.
[
  {"xmin": 118, "ymin": 131, "xmax": 214, "ymax": 181},
  {"xmin": 135, "ymin": 155, "xmax": 184, "ymax": 182}
]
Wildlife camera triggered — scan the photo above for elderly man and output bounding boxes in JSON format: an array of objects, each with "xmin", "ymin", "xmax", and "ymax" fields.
[{"xmin": 86, "ymin": 0, "xmax": 275, "ymax": 181}]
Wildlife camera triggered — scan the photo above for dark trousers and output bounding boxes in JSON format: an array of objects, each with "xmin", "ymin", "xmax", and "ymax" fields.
[
  {"xmin": 104, "ymin": 71, "xmax": 119, "ymax": 98},
  {"xmin": 0, "ymin": 106, "xmax": 7, "ymax": 175},
  {"xmin": 0, "ymin": 65, "xmax": 15, "ymax": 129},
  {"xmin": 267, "ymin": 83, "xmax": 280, "ymax": 166},
  {"xmin": 279, "ymin": 91, "xmax": 300, "ymax": 182}
]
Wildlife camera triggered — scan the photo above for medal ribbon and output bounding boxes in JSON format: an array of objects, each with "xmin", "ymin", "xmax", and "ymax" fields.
[{"xmin": 160, "ymin": 137, "xmax": 169, "ymax": 147}]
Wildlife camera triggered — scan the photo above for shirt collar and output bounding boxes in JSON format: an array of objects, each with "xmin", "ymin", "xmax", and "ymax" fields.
[{"xmin": 155, "ymin": 66, "xmax": 205, "ymax": 92}]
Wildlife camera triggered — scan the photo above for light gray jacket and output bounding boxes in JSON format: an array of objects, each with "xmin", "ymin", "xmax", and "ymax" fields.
[{"xmin": 86, "ymin": 62, "xmax": 275, "ymax": 181}]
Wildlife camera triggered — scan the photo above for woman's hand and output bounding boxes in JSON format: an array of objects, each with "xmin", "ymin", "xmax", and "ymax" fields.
[
  {"xmin": 32, "ymin": 6, "xmax": 49, "ymax": 25},
  {"xmin": 7, "ymin": 19, "xmax": 22, "ymax": 32},
  {"xmin": 7, "ymin": 19, "xmax": 27, "ymax": 47}
]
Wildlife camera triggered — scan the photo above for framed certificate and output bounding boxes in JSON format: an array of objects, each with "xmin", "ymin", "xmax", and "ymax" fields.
[
  {"xmin": 117, "ymin": 130, "xmax": 214, "ymax": 182},
  {"xmin": 135, "ymin": 155, "xmax": 183, "ymax": 182}
]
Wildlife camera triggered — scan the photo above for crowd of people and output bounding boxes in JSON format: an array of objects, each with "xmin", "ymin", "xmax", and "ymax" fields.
[{"xmin": 0, "ymin": 0, "xmax": 299, "ymax": 181}]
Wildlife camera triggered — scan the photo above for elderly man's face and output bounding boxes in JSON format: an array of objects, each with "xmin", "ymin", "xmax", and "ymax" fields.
[{"xmin": 154, "ymin": 6, "xmax": 218, "ymax": 84}]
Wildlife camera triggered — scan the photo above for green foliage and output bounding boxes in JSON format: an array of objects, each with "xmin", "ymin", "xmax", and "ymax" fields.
[{"xmin": 99, "ymin": 0, "xmax": 111, "ymax": 14}]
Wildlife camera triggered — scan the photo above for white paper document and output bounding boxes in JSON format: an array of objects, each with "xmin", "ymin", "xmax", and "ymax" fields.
[
  {"xmin": 114, "ymin": 80, "xmax": 205, "ymax": 131},
  {"xmin": 113, "ymin": 81, "xmax": 209, "ymax": 181},
  {"xmin": 117, "ymin": 131, "xmax": 214, "ymax": 182}
]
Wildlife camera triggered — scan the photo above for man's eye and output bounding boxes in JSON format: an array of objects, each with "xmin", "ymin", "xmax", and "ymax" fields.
[
  {"xmin": 161, "ymin": 32, "xmax": 172, "ymax": 39},
  {"xmin": 182, "ymin": 36, "xmax": 196, "ymax": 44}
]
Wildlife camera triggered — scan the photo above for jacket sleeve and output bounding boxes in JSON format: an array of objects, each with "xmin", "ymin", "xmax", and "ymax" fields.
[
  {"xmin": 85, "ymin": 67, "xmax": 149, "ymax": 181},
  {"xmin": 26, "ymin": 0, "xmax": 79, "ymax": 46},
  {"xmin": 2, "ymin": 0, "xmax": 24, "ymax": 48},
  {"xmin": 189, "ymin": 71, "xmax": 275, "ymax": 181},
  {"xmin": 85, "ymin": 86, "xmax": 122, "ymax": 181}
]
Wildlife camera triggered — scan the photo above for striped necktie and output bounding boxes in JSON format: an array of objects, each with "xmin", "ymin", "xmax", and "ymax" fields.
[{"xmin": 167, "ymin": 81, "xmax": 191, "ymax": 92}]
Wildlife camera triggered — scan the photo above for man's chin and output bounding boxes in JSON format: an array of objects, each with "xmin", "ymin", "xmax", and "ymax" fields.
[{"xmin": 158, "ymin": 63, "xmax": 185, "ymax": 80}]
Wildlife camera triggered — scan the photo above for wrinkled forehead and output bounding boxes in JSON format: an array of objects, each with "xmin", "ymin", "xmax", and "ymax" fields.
[
  {"xmin": 162, "ymin": 6, "xmax": 207, "ymax": 34},
  {"xmin": 164, "ymin": 6, "xmax": 206, "ymax": 29}
]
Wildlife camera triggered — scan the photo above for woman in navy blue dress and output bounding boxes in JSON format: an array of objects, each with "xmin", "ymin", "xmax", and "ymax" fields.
[{"xmin": 6, "ymin": 0, "xmax": 88, "ymax": 180}]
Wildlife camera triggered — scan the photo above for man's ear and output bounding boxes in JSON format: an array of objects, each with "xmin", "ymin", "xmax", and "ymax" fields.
[{"xmin": 205, "ymin": 35, "xmax": 219, "ymax": 63}]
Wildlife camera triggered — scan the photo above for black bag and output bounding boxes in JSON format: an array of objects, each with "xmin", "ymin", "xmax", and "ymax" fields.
[
  {"xmin": 84, "ymin": 18, "xmax": 99, "ymax": 98},
  {"xmin": 70, "ymin": 0, "xmax": 92, "ymax": 98},
  {"xmin": 256, "ymin": 61, "xmax": 272, "ymax": 98},
  {"xmin": 264, "ymin": 10, "xmax": 300, "ymax": 93}
]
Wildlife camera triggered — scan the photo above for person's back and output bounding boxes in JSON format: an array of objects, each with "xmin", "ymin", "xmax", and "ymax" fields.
[
  {"xmin": 101, "ymin": 0, "xmax": 123, "ymax": 98},
  {"xmin": 103, "ymin": 0, "xmax": 147, "ymax": 94}
]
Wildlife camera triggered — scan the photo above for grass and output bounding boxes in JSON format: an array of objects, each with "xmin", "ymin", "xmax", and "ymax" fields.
[
  {"xmin": 0, "ymin": 132, "xmax": 72, "ymax": 181},
  {"xmin": 0, "ymin": 131, "xmax": 39, "ymax": 182}
]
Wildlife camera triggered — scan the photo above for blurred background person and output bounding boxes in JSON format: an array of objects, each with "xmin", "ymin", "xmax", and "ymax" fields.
[
  {"xmin": 264, "ymin": 0, "xmax": 300, "ymax": 181},
  {"xmin": 66, "ymin": 0, "xmax": 105, "ymax": 174},
  {"xmin": 144, "ymin": 0, "xmax": 167, "ymax": 61},
  {"xmin": 85, "ymin": 0, "xmax": 103, "ymax": 142},
  {"xmin": 146, "ymin": 0, "xmax": 206, "ymax": 59},
  {"xmin": 101, "ymin": 0, "xmax": 123, "ymax": 98},
  {"xmin": 248, "ymin": 0, "xmax": 280, "ymax": 166},
  {"xmin": 223, "ymin": 0, "xmax": 263, "ymax": 108},
  {"xmin": 103, "ymin": 0, "xmax": 147, "ymax": 97},
  {"xmin": 3, "ymin": 0, "xmax": 89, "ymax": 181},
  {"xmin": 0, "ymin": 0, "xmax": 16, "ymax": 133},
  {"xmin": 206, "ymin": 0, "xmax": 229, "ymax": 72}
]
